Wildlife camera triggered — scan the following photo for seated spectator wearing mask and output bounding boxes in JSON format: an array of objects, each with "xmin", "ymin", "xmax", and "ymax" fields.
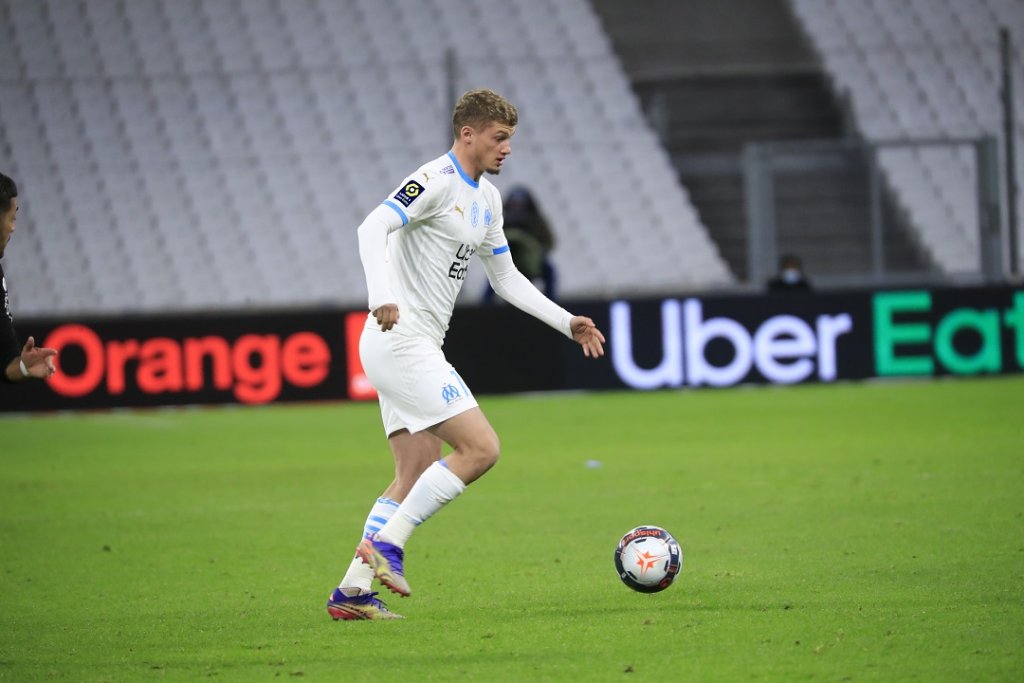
[{"xmin": 767, "ymin": 254, "xmax": 812, "ymax": 292}]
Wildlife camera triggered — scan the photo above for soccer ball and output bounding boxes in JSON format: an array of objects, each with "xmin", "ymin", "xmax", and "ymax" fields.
[{"xmin": 614, "ymin": 525, "xmax": 682, "ymax": 593}]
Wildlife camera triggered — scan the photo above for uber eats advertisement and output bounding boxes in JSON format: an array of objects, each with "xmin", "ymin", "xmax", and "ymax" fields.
[
  {"xmin": 571, "ymin": 286, "xmax": 1024, "ymax": 391},
  {"xmin": 1, "ymin": 286, "xmax": 1020, "ymax": 412}
]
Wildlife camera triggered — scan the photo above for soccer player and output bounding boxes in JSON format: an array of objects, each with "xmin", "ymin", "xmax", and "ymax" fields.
[
  {"xmin": 326, "ymin": 90, "xmax": 606, "ymax": 620},
  {"xmin": 0, "ymin": 172, "xmax": 57, "ymax": 385}
]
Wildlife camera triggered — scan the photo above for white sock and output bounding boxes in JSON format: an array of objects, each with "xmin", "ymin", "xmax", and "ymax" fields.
[
  {"xmin": 339, "ymin": 496, "xmax": 400, "ymax": 595},
  {"xmin": 376, "ymin": 460, "xmax": 466, "ymax": 548}
]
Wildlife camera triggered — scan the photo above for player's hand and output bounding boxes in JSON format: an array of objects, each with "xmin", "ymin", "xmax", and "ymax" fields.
[
  {"xmin": 21, "ymin": 336, "xmax": 58, "ymax": 379},
  {"xmin": 570, "ymin": 316, "xmax": 605, "ymax": 358},
  {"xmin": 373, "ymin": 304, "xmax": 400, "ymax": 332}
]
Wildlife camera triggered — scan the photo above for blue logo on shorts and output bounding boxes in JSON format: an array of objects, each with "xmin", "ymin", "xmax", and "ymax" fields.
[{"xmin": 441, "ymin": 383, "xmax": 461, "ymax": 404}]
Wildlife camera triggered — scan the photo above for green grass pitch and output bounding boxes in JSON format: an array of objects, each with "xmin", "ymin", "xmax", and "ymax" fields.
[{"xmin": 1, "ymin": 377, "xmax": 1022, "ymax": 681}]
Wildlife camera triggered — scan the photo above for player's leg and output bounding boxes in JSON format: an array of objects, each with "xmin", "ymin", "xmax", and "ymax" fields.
[
  {"xmin": 359, "ymin": 408, "xmax": 499, "ymax": 596},
  {"xmin": 330, "ymin": 428, "xmax": 443, "ymax": 617},
  {"xmin": 381, "ymin": 428, "xmax": 446, "ymax": 500},
  {"xmin": 328, "ymin": 486, "xmax": 405, "ymax": 619},
  {"xmin": 354, "ymin": 331, "xmax": 491, "ymax": 596},
  {"xmin": 337, "ymin": 428, "xmax": 442, "ymax": 595},
  {"xmin": 427, "ymin": 407, "xmax": 500, "ymax": 484},
  {"xmin": 328, "ymin": 487, "xmax": 404, "ymax": 620},
  {"xmin": 371, "ymin": 408, "xmax": 498, "ymax": 551},
  {"xmin": 334, "ymin": 491, "xmax": 400, "ymax": 601}
]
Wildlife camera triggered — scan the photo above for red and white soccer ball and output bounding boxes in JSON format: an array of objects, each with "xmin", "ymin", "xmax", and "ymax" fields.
[{"xmin": 614, "ymin": 525, "xmax": 683, "ymax": 593}]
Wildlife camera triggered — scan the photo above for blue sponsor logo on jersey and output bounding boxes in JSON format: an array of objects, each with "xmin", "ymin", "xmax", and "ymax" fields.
[
  {"xmin": 484, "ymin": 207, "xmax": 492, "ymax": 226},
  {"xmin": 441, "ymin": 382, "xmax": 461, "ymax": 404},
  {"xmin": 471, "ymin": 201, "xmax": 480, "ymax": 228},
  {"xmin": 394, "ymin": 180, "xmax": 426, "ymax": 208}
]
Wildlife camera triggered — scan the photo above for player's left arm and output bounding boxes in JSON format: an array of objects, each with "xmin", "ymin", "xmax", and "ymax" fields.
[{"xmin": 479, "ymin": 248, "xmax": 605, "ymax": 358}]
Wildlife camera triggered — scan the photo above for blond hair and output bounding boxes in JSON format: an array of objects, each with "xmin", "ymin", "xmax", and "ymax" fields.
[{"xmin": 452, "ymin": 89, "xmax": 518, "ymax": 139}]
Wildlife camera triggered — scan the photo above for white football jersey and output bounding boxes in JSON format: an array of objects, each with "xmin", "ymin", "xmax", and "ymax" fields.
[{"xmin": 375, "ymin": 152, "xmax": 508, "ymax": 344}]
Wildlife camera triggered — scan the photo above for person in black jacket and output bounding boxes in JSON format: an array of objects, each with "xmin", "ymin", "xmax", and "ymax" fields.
[
  {"xmin": 1, "ymin": 173, "xmax": 57, "ymax": 383},
  {"xmin": 482, "ymin": 185, "xmax": 557, "ymax": 303}
]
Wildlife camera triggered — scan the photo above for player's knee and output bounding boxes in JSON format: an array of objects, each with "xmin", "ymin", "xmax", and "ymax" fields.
[
  {"xmin": 484, "ymin": 432, "xmax": 501, "ymax": 468},
  {"xmin": 467, "ymin": 430, "xmax": 501, "ymax": 471}
]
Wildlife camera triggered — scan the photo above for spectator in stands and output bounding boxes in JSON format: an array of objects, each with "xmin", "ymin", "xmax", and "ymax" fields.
[
  {"xmin": 1, "ymin": 173, "xmax": 58, "ymax": 384},
  {"xmin": 767, "ymin": 253, "xmax": 812, "ymax": 292},
  {"xmin": 483, "ymin": 186, "xmax": 557, "ymax": 302}
]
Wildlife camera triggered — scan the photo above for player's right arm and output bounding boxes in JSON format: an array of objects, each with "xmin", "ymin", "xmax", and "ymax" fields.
[
  {"xmin": 356, "ymin": 173, "xmax": 445, "ymax": 331},
  {"xmin": 357, "ymin": 203, "xmax": 405, "ymax": 331}
]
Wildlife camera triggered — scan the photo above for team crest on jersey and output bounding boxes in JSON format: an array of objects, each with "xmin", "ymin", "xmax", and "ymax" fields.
[
  {"xmin": 394, "ymin": 180, "xmax": 426, "ymax": 208},
  {"xmin": 440, "ymin": 165, "xmax": 455, "ymax": 175},
  {"xmin": 470, "ymin": 201, "xmax": 480, "ymax": 227},
  {"xmin": 441, "ymin": 382, "xmax": 462, "ymax": 405}
]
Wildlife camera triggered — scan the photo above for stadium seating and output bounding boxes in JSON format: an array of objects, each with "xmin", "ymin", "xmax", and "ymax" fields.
[
  {"xmin": 789, "ymin": 0, "xmax": 1024, "ymax": 275},
  {"xmin": 0, "ymin": 0, "xmax": 732, "ymax": 316}
]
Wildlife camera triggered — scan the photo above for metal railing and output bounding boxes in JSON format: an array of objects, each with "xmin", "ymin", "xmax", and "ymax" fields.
[{"xmin": 743, "ymin": 136, "xmax": 1005, "ymax": 289}]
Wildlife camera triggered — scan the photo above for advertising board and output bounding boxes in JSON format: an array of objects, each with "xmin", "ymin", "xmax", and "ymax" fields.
[{"xmin": 2, "ymin": 287, "xmax": 1019, "ymax": 412}]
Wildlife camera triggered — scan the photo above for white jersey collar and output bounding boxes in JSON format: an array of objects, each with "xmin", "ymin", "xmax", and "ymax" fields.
[{"xmin": 447, "ymin": 151, "xmax": 479, "ymax": 189}]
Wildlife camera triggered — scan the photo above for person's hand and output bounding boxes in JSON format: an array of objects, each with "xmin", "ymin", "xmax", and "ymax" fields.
[
  {"xmin": 570, "ymin": 316, "xmax": 605, "ymax": 358},
  {"xmin": 373, "ymin": 304, "xmax": 400, "ymax": 332},
  {"xmin": 20, "ymin": 336, "xmax": 57, "ymax": 379}
]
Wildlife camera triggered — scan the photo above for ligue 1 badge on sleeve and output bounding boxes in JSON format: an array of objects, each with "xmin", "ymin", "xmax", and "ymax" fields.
[{"xmin": 394, "ymin": 180, "xmax": 425, "ymax": 208}]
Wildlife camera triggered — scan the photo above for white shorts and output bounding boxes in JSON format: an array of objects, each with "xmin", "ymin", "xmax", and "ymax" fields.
[{"xmin": 359, "ymin": 324, "xmax": 478, "ymax": 436}]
